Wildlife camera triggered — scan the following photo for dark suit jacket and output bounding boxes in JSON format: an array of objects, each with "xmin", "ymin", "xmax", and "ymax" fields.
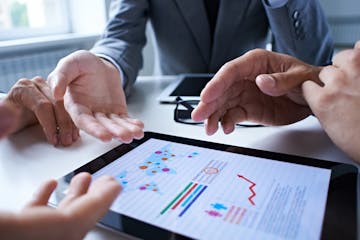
[{"xmin": 92, "ymin": 0, "xmax": 333, "ymax": 94}]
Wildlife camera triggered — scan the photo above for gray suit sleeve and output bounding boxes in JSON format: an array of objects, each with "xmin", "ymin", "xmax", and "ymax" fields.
[
  {"xmin": 262, "ymin": 0, "xmax": 333, "ymax": 66},
  {"xmin": 91, "ymin": 0, "xmax": 149, "ymax": 95}
]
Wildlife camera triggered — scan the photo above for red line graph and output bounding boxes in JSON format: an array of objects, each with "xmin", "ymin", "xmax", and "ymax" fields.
[{"xmin": 237, "ymin": 174, "xmax": 256, "ymax": 206}]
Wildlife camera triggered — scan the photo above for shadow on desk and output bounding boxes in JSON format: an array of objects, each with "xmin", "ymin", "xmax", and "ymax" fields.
[{"xmin": 7, "ymin": 124, "xmax": 83, "ymax": 151}]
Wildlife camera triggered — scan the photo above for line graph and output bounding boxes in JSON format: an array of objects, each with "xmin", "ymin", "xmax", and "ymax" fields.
[{"xmin": 237, "ymin": 174, "xmax": 256, "ymax": 206}]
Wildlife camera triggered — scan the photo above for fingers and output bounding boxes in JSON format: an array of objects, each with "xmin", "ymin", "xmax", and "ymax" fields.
[
  {"xmin": 66, "ymin": 98, "xmax": 144, "ymax": 142},
  {"xmin": 49, "ymin": 51, "xmax": 143, "ymax": 143},
  {"xmin": 32, "ymin": 77, "xmax": 79, "ymax": 146},
  {"xmin": 194, "ymin": 49, "xmax": 313, "ymax": 130},
  {"xmin": 8, "ymin": 78, "xmax": 58, "ymax": 145},
  {"xmin": 79, "ymin": 175, "xmax": 121, "ymax": 222},
  {"xmin": 25, "ymin": 179, "xmax": 58, "ymax": 207},
  {"xmin": 220, "ymin": 107, "xmax": 247, "ymax": 134},
  {"xmin": 59, "ymin": 174, "xmax": 121, "ymax": 224},
  {"xmin": 110, "ymin": 114, "xmax": 144, "ymax": 139},
  {"xmin": 58, "ymin": 172, "xmax": 92, "ymax": 208},
  {"xmin": 255, "ymin": 65, "xmax": 321, "ymax": 97},
  {"xmin": 302, "ymin": 66, "xmax": 341, "ymax": 113},
  {"xmin": 193, "ymin": 81, "xmax": 247, "ymax": 135},
  {"xmin": 53, "ymin": 100, "xmax": 80, "ymax": 145},
  {"xmin": 302, "ymin": 80, "xmax": 323, "ymax": 112},
  {"xmin": 192, "ymin": 100, "xmax": 224, "ymax": 122},
  {"xmin": 94, "ymin": 113, "xmax": 143, "ymax": 143},
  {"xmin": 204, "ymin": 110, "xmax": 223, "ymax": 136},
  {"xmin": 8, "ymin": 77, "xmax": 78, "ymax": 146},
  {"xmin": 200, "ymin": 49, "xmax": 270, "ymax": 104},
  {"xmin": 332, "ymin": 49, "xmax": 360, "ymax": 72},
  {"xmin": 121, "ymin": 116, "xmax": 145, "ymax": 129}
]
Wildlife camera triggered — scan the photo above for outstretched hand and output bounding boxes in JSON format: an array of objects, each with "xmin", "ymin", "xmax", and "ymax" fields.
[
  {"xmin": 0, "ymin": 172, "xmax": 121, "ymax": 240},
  {"xmin": 48, "ymin": 50, "xmax": 144, "ymax": 143},
  {"xmin": 192, "ymin": 49, "xmax": 321, "ymax": 135}
]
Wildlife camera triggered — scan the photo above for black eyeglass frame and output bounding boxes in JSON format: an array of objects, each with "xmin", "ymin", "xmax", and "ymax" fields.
[
  {"xmin": 174, "ymin": 97, "xmax": 200, "ymax": 125},
  {"xmin": 174, "ymin": 96, "xmax": 263, "ymax": 127}
]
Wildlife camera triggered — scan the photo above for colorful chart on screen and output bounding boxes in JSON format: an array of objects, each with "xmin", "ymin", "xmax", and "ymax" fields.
[{"xmin": 91, "ymin": 138, "xmax": 331, "ymax": 240}]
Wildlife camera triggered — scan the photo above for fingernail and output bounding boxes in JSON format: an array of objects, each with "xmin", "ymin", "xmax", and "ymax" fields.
[{"xmin": 256, "ymin": 75, "xmax": 276, "ymax": 88}]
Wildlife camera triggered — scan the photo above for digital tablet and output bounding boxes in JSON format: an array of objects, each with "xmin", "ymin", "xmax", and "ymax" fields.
[
  {"xmin": 49, "ymin": 132, "xmax": 358, "ymax": 240},
  {"xmin": 157, "ymin": 73, "xmax": 214, "ymax": 103}
]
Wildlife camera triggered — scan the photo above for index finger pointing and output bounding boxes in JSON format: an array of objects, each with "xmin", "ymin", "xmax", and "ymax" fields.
[
  {"xmin": 192, "ymin": 100, "xmax": 220, "ymax": 122},
  {"xmin": 200, "ymin": 49, "xmax": 270, "ymax": 103}
]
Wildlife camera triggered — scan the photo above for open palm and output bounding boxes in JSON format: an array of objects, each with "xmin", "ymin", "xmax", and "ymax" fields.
[{"xmin": 48, "ymin": 50, "xmax": 144, "ymax": 143}]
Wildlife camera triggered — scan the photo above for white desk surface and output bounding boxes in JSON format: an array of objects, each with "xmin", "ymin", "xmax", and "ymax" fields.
[{"xmin": 0, "ymin": 76, "xmax": 359, "ymax": 240}]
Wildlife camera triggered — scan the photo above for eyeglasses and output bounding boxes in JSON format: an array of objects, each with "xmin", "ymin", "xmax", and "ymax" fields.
[
  {"xmin": 174, "ymin": 97, "xmax": 201, "ymax": 125},
  {"xmin": 174, "ymin": 96, "xmax": 263, "ymax": 127}
]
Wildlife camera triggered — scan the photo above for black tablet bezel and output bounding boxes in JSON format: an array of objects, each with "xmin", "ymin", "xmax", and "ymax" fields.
[{"xmin": 50, "ymin": 132, "xmax": 358, "ymax": 240}]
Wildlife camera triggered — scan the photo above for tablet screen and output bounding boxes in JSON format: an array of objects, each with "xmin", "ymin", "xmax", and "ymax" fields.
[
  {"xmin": 157, "ymin": 74, "xmax": 214, "ymax": 103},
  {"xmin": 169, "ymin": 76, "xmax": 212, "ymax": 96},
  {"xmin": 92, "ymin": 138, "xmax": 331, "ymax": 240}
]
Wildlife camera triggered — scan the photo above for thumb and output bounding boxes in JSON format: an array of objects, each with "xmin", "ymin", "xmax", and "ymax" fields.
[
  {"xmin": 48, "ymin": 73, "xmax": 67, "ymax": 100},
  {"xmin": 47, "ymin": 53, "xmax": 82, "ymax": 100},
  {"xmin": 255, "ymin": 67, "xmax": 320, "ymax": 97},
  {"xmin": 25, "ymin": 179, "xmax": 58, "ymax": 207}
]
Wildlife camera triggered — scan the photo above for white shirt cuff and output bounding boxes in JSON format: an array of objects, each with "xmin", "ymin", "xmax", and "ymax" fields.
[
  {"xmin": 267, "ymin": 0, "xmax": 288, "ymax": 8},
  {"xmin": 95, "ymin": 53, "xmax": 127, "ymax": 88}
]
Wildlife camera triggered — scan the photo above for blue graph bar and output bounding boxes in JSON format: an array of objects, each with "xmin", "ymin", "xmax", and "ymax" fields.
[{"xmin": 179, "ymin": 185, "xmax": 207, "ymax": 217}]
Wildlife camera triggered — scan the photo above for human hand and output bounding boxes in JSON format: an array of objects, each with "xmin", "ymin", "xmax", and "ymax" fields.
[
  {"xmin": 192, "ymin": 49, "xmax": 321, "ymax": 135},
  {"xmin": 0, "ymin": 102, "xmax": 19, "ymax": 138},
  {"xmin": 48, "ymin": 50, "xmax": 144, "ymax": 143},
  {"xmin": 0, "ymin": 172, "xmax": 121, "ymax": 240},
  {"xmin": 4, "ymin": 77, "xmax": 79, "ymax": 146},
  {"xmin": 302, "ymin": 41, "xmax": 360, "ymax": 163}
]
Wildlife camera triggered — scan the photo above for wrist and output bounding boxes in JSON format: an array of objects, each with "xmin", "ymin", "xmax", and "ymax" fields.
[
  {"xmin": 2, "ymin": 98, "xmax": 37, "ymax": 134},
  {"xmin": 99, "ymin": 57, "xmax": 123, "ymax": 86},
  {"xmin": 100, "ymin": 57, "xmax": 119, "ymax": 73}
]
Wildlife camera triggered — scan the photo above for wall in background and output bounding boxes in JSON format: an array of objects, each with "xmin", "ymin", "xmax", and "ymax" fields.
[
  {"xmin": 0, "ymin": 0, "xmax": 107, "ymax": 92},
  {"xmin": 319, "ymin": 0, "xmax": 360, "ymax": 47},
  {"xmin": 2, "ymin": 0, "xmax": 360, "ymax": 92},
  {"xmin": 0, "ymin": 35, "xmax": 97, "ymax": 92}
]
